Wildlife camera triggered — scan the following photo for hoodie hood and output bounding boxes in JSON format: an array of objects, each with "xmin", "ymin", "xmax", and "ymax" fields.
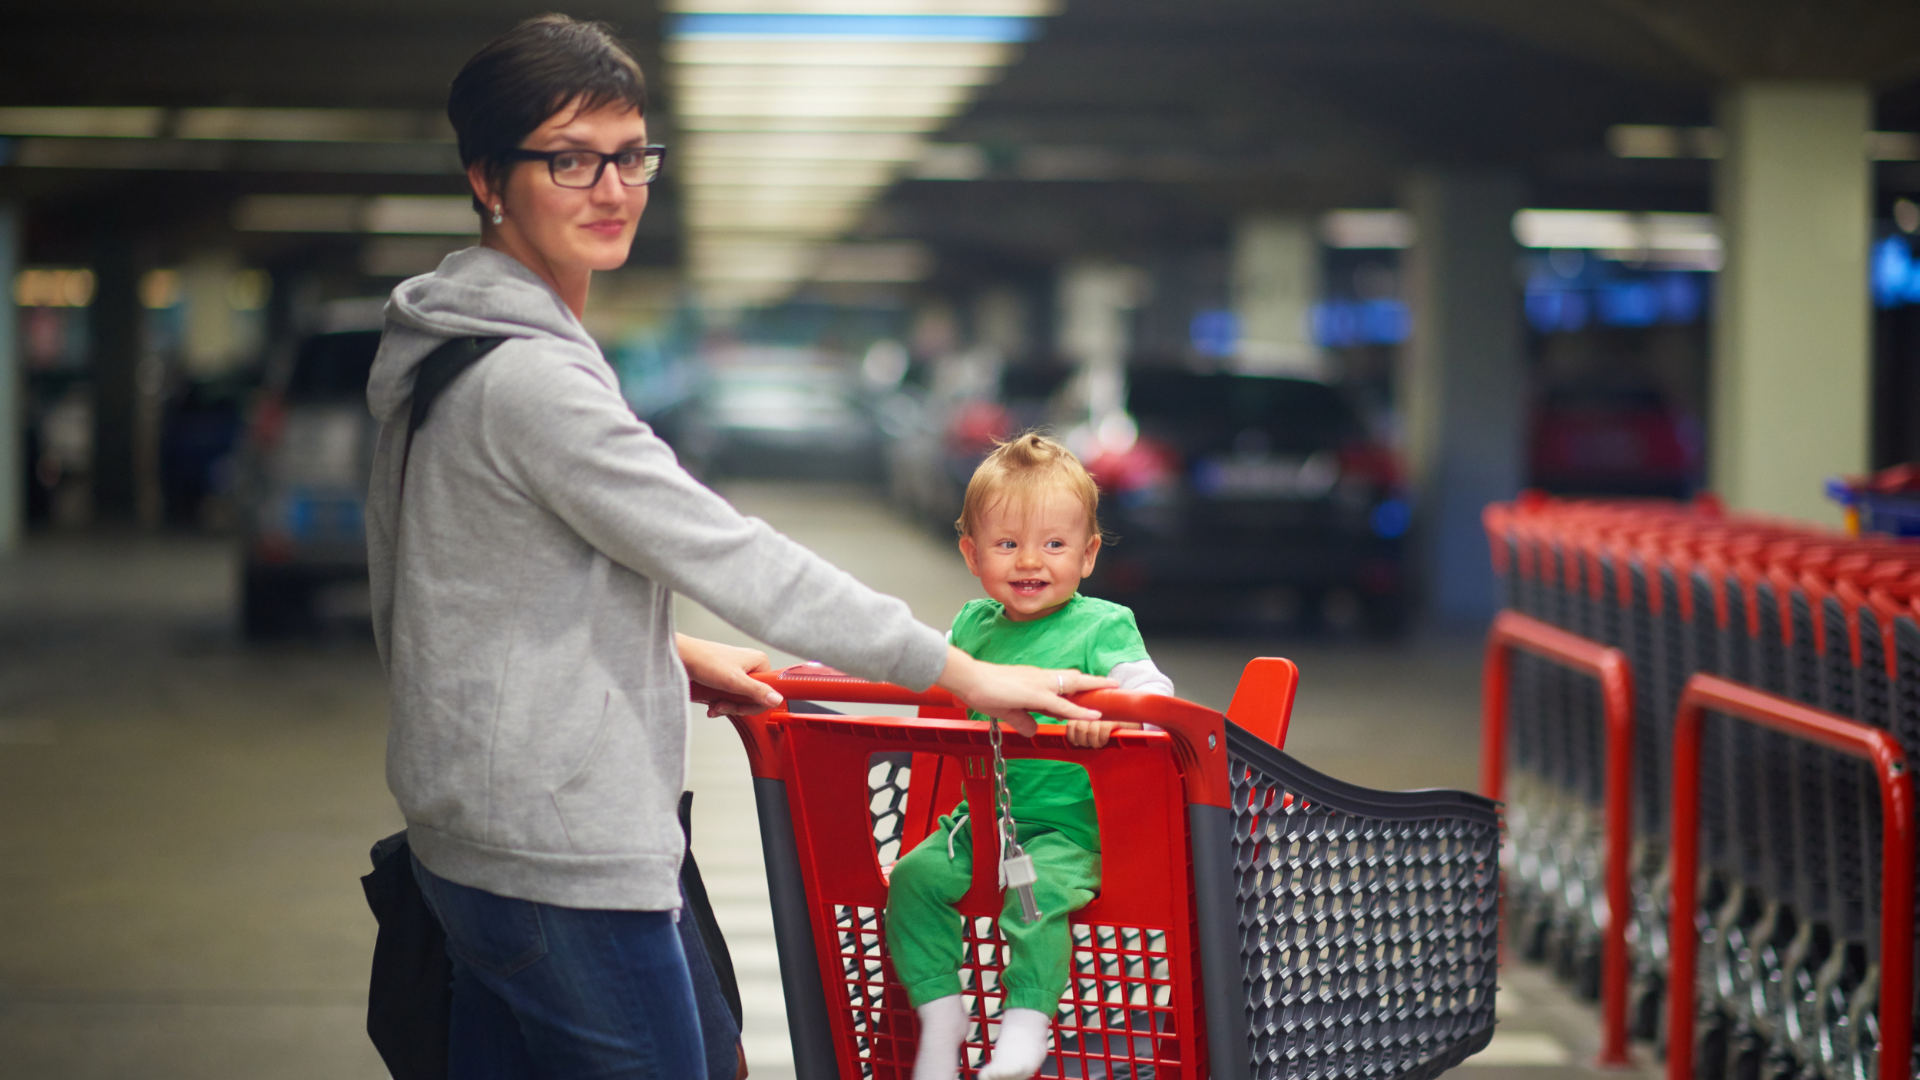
[{"xmin": 367, "ymin": 246, "xmax": 601, "ymax": 424}]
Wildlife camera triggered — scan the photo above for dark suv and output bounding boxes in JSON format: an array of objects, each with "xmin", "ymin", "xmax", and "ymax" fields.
[
  {"xmin": 236, "ymin": 328, "xmax": 382, "ymax": 638},
  {"xmin": 1082, "ymin": 369, "xmax": 1410, "ymax": 633}
]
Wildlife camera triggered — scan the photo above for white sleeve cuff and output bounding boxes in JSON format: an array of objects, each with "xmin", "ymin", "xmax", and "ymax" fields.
[{"xmin": 1106, "ymin": 657, "xmax": 1174, "ymax": 731}]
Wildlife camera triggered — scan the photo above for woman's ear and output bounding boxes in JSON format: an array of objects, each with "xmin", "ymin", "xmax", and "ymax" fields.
[{"xmin": 467, "ymin": 160, "xmax": 498, "ymax": 218}]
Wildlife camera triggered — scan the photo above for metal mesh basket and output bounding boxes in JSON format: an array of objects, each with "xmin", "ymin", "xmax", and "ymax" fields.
[{"xmin": 1224, "ymin": 724, "xmax": 1502, "ymax": 1080}]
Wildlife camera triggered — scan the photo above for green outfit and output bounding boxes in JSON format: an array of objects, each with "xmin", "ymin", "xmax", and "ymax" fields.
[{"xmin": 884, "ymin": 594, "xmax": 1151, "ymax": 1011}]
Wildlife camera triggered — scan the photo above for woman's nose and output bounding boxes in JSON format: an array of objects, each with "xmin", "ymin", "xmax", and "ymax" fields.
[{"xmin": 591, "ymin": 163, "xmax": 626, "ymax": 202}]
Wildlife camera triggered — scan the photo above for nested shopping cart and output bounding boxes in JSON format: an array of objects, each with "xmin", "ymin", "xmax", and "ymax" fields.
[{"xmin": 699, "ymin": 660, "xmax": 1500, "ymax": 1080}]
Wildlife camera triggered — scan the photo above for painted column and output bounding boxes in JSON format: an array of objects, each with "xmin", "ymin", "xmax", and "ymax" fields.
[
  {"xmin": 0, "ymin": 203, "xmax": 19, "ymax": 555},
  {"xmin": 1057, "ymin": 260, "xmax": 1141, "ymax": 433},
  {"xmin": 89, "ymin": 240, "xmax": 141, "ymax": 524},
  {"xmin": 1400, "ymin": 171, "xmax": 1527, "ymax": 623},
  {"xmin": 1711, "ymin": 81, "xmax": 1871, "ymax": 523},
  {"xmin": 1231, "ymin": 214, "xmax": 1322, "ymax": 374}
]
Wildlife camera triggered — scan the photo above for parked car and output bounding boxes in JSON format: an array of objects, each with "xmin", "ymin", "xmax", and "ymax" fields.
[
  {"xmin": 236, "ymin": 324, "xmax": 381, "ymax": 638},
  {"xmin": 652, "ymin": 357, "xmax": 881, "ymax": 482},
  {"xmin": 1528, "ymin": 384, "xmax": 1700, "ymax": 498},
  {"xmin": 1081, "ymin": 369, "xmax": 1411, "ymax": 634},
  {"xmin": 881, "ymin": 352, "xmax": 1072, "ymax": 534}
]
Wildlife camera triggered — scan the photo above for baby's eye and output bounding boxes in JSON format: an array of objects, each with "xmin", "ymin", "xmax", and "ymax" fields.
[{"xmin": 1045, "ymin": 540, "xmax": 1065, "ymax": 550}]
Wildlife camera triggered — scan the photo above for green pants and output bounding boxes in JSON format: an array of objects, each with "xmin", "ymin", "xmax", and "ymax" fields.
[{"xmin": 884, "ymin": 814, "xmax": 1101, "ymax": 1013}]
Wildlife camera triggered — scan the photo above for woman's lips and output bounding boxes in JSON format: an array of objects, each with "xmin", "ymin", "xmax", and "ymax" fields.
[{"xmin": 584, "ymin": 219, "xmax": 627, "ymax": 237}]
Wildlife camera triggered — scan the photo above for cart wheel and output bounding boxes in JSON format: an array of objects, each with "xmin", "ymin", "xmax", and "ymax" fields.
[
  {"xmin": 1629, "ymin": 974, "xmax": 1665, "ymax": 1040},
  {"xmin": 1571, "ymin": 940, "xmax": 1602, "ymax": 1002},
  {"xmin": 1725, "ymin": 1024, "xmax": 1763, "ymax": 1080},
  {"xmin": 1516, "ymin": 907, "xmax": 1551, "ymax": 962},
  {"xmin": 1693, "ymin": 1012, "xmax": 1731, "ymax": 1080},
  {"xmin": 1753, "ymin": 1043, "xmax": 1798, "ymax": 1080}
]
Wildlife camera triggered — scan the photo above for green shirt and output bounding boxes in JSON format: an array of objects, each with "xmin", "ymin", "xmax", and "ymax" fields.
[{"xmin": 949, "ymin": 593, "xmax": 1151, "ymax": 852}]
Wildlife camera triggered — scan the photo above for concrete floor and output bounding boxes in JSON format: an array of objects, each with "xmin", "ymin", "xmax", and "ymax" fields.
[{"xmin": 0, "ymin": 482, "xmax": 1654, "ymax": 1080}]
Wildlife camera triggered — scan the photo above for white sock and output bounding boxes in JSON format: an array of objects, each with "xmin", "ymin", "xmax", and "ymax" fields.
[
  {"xmin": 912, "ymin": 994, "xmax": 969, "ymax": 1080},
  {"xmin": 979, "ymin": 1007, "xmax": 1052, "ymax": 1080}
]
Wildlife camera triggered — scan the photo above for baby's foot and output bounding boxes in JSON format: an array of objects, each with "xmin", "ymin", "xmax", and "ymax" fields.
[
  {"xmin": 912, "ymin": 995, "xmax": 969, "ymax": 1080},
  {"xmin": 979, "ymin": 1008, "xmax": 1052, "ymax": 1080}
]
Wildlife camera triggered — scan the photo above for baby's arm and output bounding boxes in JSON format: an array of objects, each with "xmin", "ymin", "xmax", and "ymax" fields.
[{"xmin": 1062, "ymin": 657, "xmax": 1175, "ymax": 747}]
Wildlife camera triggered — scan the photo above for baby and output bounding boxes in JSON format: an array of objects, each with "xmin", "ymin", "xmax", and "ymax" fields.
[{"xmin": 885, "ymin": 432, "xmax": 1175, "ymax": 1080}]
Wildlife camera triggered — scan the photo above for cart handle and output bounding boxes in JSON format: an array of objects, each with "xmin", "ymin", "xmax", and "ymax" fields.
[{"xmin": 692, "ymin": 667, "xmax": 1235, "ymax": 809}]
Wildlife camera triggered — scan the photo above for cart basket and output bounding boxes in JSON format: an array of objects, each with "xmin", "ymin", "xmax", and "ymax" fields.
[{"xmin": 706, "ymin": 664, "xmax": 1500, "ymax": 1080}]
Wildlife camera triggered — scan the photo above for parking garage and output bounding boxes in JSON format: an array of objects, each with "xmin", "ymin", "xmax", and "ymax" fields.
[{"xmin": 7, "ymin": 3, "xmax": 1920, "ymax": 1080}]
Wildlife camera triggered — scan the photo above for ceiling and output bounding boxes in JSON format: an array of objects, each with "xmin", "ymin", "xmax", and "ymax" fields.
[{"xmin": 5, "ymin": 0, "xmax": 1920, "ymax": 295}]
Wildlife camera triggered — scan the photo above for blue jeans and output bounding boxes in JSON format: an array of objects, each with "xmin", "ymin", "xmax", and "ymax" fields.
[{"xmin": 412, "ymin": 856, "xmax": 721, "ymax": 1080}]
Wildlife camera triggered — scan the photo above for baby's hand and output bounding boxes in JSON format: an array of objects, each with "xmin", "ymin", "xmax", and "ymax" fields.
[{"xmin": 1063, "ymin": 720, "xmax": 1139, "ymax": 748}]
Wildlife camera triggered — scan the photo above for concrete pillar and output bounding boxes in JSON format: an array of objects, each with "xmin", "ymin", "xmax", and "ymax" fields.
[
  {"xmin": 1711, "ymin": 82, "xmax": 1871, "ymax": 524},
  {"xmin": 0, "ymin": 203, "xmax": 19, "ymax": 555},
  {"xmin": 90, "ymin": 242, "xmax": 141, "ymax": 524},
  {"xmin": 1231, "ymin": 214, "xmax": 1322, "ymax": 374},
  {"xmin": 1400, "ymin": 171, "xmax": 1527, "ymax": 624},
  {"xmin": 1057, "ymin": 260, "xmax": 1141, "ymax": 428}
]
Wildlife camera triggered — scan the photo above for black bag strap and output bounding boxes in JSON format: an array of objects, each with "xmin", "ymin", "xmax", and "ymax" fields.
[{"xmin": 399, "ymin": 335, "xmax": 507, "ymax": 494}]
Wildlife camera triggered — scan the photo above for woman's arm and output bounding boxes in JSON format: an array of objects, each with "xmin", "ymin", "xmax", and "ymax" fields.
[
  {"xmin": 482, "ymin": 354, "xmax": 952, "ymax": 689},
  {"xmin": 934, "ymin": 646, "xmax": 1110, "ymax": 736},
  {"xmin": 680, "ymin": 638, "xmax": 1113, "ymax": 731}
]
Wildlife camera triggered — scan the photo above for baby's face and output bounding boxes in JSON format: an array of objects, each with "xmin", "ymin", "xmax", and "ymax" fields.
[{"xmin": 959, "ymin": 491, "xmax": 1101, "ymax": 622}]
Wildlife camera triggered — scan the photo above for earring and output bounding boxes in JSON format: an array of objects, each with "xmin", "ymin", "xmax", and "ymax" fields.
[{"xmin": 491, "ymin": 205, "xmax": 503, "ymax": 225}]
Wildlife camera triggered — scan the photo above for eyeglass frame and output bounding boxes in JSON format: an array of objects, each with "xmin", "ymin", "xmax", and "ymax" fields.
[{"xmin": 498, "ymin": 145, "xmax": 667, "ymax": 189}]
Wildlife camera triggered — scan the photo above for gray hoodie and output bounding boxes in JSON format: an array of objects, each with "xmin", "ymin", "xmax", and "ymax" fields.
[{"xmin": 366, "ymin": 247, "xmax": 949, "ymax": 910}]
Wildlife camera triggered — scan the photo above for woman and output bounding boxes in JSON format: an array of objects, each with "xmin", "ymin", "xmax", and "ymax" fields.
[{"xmin": 363, "ymin": 15, "xmax": 1113, "ymax": 1079}]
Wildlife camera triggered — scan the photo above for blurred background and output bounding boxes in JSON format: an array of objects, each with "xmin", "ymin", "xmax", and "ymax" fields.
[{"xmin": 3, "ymin": 1, "xmax": 1919, "ymax": 1077}]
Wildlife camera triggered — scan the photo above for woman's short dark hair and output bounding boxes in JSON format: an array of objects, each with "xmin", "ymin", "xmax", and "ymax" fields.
[{"xmin": 448, "ymin": 14, "xmax": 649, "ymax": 213}]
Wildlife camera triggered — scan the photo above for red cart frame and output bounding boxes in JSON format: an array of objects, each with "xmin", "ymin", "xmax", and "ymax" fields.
[
  {"xmin": 1481, "ymin": 609, "xmax": 1636, "ymax": 1066},
  {"xmin": 1664, "ymin": 674, "xmax": 1916, "ymax": 1080}
]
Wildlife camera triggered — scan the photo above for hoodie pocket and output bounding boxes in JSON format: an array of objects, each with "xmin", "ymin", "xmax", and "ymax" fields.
[{"xmin": 550, "ymin": 690, "xmax": 662, "ymax": 855}]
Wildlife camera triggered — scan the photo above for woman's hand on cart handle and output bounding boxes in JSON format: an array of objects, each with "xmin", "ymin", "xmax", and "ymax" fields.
[
  {"xmin": 678, "ymin": 634, "xmax": 784, "ymax": 717},
  {"xmin": 934, "ymin": 647, "xmax": 1112, "ymax": 736}
]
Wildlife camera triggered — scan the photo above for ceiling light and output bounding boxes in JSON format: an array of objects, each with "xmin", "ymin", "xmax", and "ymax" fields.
[
  {"xmin": 1320, "ymin": 210, "xmax": 1414, "ymax": 250},
  {"xmin": 0, "ymin": 107, "xmax": 450, "ymax": 143},
  {"xmin": 0, "ymin": 108, "xmax": 163, "ymax": 138},
  {"xmin": 669, "ymin": 4, "xmax": 1049, "ymax": 307},
  {"xmin": 670, "ymin": 0, "xmax": 1056, "ymax": 14},
  {"xmin": 233, "ymin": 194, "xmax": 477, "ymax": 235},
  {"xmin": 813, "ymin": 241, "xmax": 931, "ymax": 282},
  {"xmin": 1513, "ymin": 209, "xmax": 1720, "ymax": 267},
  {"xmin": 670, "ymin": 12, "xmax": 1038, "ymax": 41}
]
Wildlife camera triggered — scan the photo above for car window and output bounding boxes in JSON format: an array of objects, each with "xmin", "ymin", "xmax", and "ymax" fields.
[
  {"xmin": 999, "ymin": 362, "xmax": 1070, "ymax": 403},
  {"xmin": 286, "ymin": 330, "xmax": 382, "ymax": 404},
  {"xmin": 1127, "ymin": 371, "xmax": 1364, "ymax": 454}
]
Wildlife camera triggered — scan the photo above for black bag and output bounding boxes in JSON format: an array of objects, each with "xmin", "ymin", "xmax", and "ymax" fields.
[
  {"xmin": 362, "ymin": 335, "xmax": 744, "ymax": 1079},
  {"xmin": 362, "ymin": 832, "xmax": 451, "ymax": 1080}
]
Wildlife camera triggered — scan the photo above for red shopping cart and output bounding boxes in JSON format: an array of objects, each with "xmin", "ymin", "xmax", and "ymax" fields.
[{"xmin": 697, "ymin": 658, "xmax": 1500, "ymax": 1080}]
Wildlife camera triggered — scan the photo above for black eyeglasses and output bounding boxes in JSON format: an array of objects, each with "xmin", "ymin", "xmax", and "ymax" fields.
[{"xmin": 501, "ymin": 146, "xmax": 666, "ymax": 188}]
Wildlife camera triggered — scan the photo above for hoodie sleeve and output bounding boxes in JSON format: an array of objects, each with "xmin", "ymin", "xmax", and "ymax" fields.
[{"xmin": 476, "ymin": 344, "xmax": 952, "ymax": 691}]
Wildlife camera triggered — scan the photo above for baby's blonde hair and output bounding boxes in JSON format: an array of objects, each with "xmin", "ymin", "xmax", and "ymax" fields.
[{"xmin": 955, "ymin": 432, "xmax": 1104, "ymax": 540}]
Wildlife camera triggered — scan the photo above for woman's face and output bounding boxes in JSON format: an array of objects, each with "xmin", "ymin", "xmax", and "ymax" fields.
[{"xmin": 484, "ymin": 97, "xmax": 650, "ymax": 275}]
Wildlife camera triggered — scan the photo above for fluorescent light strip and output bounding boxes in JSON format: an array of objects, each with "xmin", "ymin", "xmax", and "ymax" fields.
[
  {"xmin": 0, "ymin": 107, "xmax": 452, "ymax": 143},
  {"xmin": 675, "ymin": 65, "xmax": 999, "ymax": 88},
  {"xmin": 1512, "ymin": 210, "xmax": 1718, "ymax": 254},
  {"xmin": 669, "ymin": 5, "xmax": 1046, "ymax": 303},
  {"xmin": 668, "ymin": 39, "xmax": 1016, "ymax": 67},
  {"xmin": 670, "ymin": 1, "xmax": 1056, "ymax": 15},
  {"xmin": 670, "ymin": 13, "xmax": 1037, "ymax": 41}
]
